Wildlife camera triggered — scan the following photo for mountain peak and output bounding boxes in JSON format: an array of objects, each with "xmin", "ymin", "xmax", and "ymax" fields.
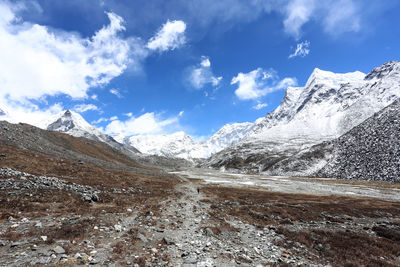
[
  {"xmin": 365, "ymin": 60, "xmax": 400, "ymax": 80},
  {"xmin": 306, "ymin": 67, "xmax": 365, "ymax": 89}
]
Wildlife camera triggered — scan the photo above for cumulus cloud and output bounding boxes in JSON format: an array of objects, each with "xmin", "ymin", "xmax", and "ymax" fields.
[
  {"xmin": 105, "ymin": 112, "xmax": 181, "ymax": 136},
  {"xmin": 0, "ymin": 100, "xmax": 63, "ymax": 129},
  {"xmin": 188, "ymin": 56, "xmax": 222, "ymax": 89},
  {"xmin": 231, "ymin": 68, "xmax": 297, "ymax": 101},
  {"xmin": 109, "ymin": 88, "xmax": 123, "ymax": 98},
  {"xmin": 73, "ymin": 104, "xmax": 99, "ymax": 113},
  {"xmin": 252, "ymin": 103, "xmax": 268, "ymax": 110},
  {"xmin": 289, "ymin": 40, "xmax": 310, "ymax": 58},
  {"xmin": 0, "ymin": 3, "xmax": 131, "ymax": 102},
  {"xmin": 147, "ymin": 20, "xmax": 186, "ymax": 52}
]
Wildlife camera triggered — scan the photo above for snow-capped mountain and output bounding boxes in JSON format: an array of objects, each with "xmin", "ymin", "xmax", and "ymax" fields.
[
  {"xmin": 268, "ymin": 98, "xmax": 400, "ymax": 181},
  {"xmin": 204, "ymin": 61, "xmax": 400, "ymax": 173},
  {"xmin": 123, "ymin": 122, "xmax": 253, "ymax": 160},
  {"xmin": 125, "ymin": 131, "xmax": 198, "ymax": 159},
  {"xmin": 46, "ymin": 110, "xmax": 140, "ymax": 153}
]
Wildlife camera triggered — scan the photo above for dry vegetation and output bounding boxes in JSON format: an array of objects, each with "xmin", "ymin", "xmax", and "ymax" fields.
[{"xmin": 203, "ymin": 185, "xmax": 400, "ymax": 266}]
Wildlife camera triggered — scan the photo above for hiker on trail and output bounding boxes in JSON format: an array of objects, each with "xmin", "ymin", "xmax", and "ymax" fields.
[{"xmin": 197, "ymin": 188, "xmax": 200, "ymax": 194}]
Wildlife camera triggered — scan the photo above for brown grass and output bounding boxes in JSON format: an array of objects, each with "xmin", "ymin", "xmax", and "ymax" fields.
[
  {"xmin": 276, "ymin": 227, "xmax": 400, "ymax": 266},
  {"xmin": 202, "ymin": 186, "xmax": 400, "ymax": 226}
]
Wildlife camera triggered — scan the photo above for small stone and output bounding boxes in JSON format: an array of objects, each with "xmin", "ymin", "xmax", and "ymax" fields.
[
  {"xmin": 163, "ymin": 237, "xmax": 175, "ymax": 245},
  {"xmin": 205, "ymin": 228, "xmax": 214, "ymax": 236},
  {"xmin": 53, "ymin": 245, "xmax": 65, "ymax": 254},
  {"xmin": 90, "ymin": 256, "xmax": 100, "ymax": 265},
  {"xmin": 127, "ymin": 208, "xmax": 133, "ymax": 212},
  {"xmin": 10, "ymin": 241, "xmax": 21, "ymax": 248},
  {"xmin": 137, "ymin": 233, "xmax": 148, "ymax": 243},
  {"xmin": 35, "ymin": 222, "xmax": 42, "ymax": 228},
  {"xmin": 41, "ymin": 236, "xmax": 48, "ymax": 242},
  {"xmin": 114, "ymin": 225, "xmax": 122, "ymax": 232},
  {"xmin": 91, "ymin": 194, "xmax": 99, "ymax": 202}
]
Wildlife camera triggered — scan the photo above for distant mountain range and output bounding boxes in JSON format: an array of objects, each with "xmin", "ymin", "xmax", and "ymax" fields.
[
  {"xmin": 121, "ymin": 122, "xmax": 253, "ymax": 159},
  {"xmin": 6, "ymin": 61, "xmax": 399, "ymax": 180}
]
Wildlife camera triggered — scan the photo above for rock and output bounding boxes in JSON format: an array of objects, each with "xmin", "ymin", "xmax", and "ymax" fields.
[
  {"xmin": 53, "ymin": 245, "xmax": 65, "ymax": 254},
  {"xmin": 90, "ymin": 258, "xmax": 100, "ymax": 265},
  {"xmin": 10, "ymin": 242, "xmax": 21, "ymax": 247},
  {"xmin": 137, "ymin": 233, "xmax": 148, "ymax": 243},
  {"xmin": 163, "ymin": 237, "xmax": 175, "ymax": 245},
  {"xmin": 39, "ymin": 257, "xmax": 51, "ymax": 264},
  {"xmin": 205, "ymin": 228, "xmax": 214, "ymax": 236},
  {"xmin": 35, "ymin": 222, "xmax": 42, "ymax": 228},
  {"xmin": 127, "ymin": 208, "xmax": 133, "ymax": 212},
  {"xmin": 114, "ymin": 225, "xmax": 122, "ymax": 232},
  {"xmin": 0, "ymin": 153, "xmax": 7, "ymax": 157},
  {"xmin": 91, "ymin": 193, "xmax": 99, "ymax": 202},
  {"xmin": 41, "ymin": 236, "xmax": 48, "ymax": 242}
]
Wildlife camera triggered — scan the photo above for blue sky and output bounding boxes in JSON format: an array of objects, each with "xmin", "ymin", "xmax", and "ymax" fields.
[{"xmin": 0, "ymin": 0, "xmax": 399, "ymax": 139}]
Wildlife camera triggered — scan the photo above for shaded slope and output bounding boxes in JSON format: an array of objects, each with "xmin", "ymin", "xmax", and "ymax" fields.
[
  {"xmin": 0, "ymin": 121, "xmax": 154, "ymax": 175},
  {"xmin": 317, "ymin": 98, "xmax": 400, "ymax": 182}
]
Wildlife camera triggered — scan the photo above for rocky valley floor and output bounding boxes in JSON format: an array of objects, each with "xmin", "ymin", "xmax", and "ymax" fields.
[
  {"xmin": 1, "ymin": 165, "xmax": 400, "ymax": 266},
  {"xmin": 0, "ymin": 123, "xmax": 400, "ymax": 266}
]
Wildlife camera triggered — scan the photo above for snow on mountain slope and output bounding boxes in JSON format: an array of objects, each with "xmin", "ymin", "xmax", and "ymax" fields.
[
  {"xmin": 46, "ymin": 110, "xmax": 140, "ymax": 153},
  {"xmin": 204, "ymin": 61, "xmax": 400, "ymax": 173},
  {"xmin": 124, "ymin": 122, "xmax": 253, "ymax": 160},
  {"xmin": 125, "ymin": 131, "xmax": 198, "ymax": 159}
]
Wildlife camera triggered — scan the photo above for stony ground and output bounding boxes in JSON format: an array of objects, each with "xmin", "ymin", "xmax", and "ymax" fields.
[
  {"xmin": 1, "ymin": 166, "xmax": 400, "ymax": 266},
  {"xmin": 0, "ymin": 123, "xmax": 400, "ymax": 266}
]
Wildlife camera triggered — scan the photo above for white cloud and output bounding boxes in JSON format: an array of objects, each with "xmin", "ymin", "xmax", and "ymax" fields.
[
  {"xmin": 289, "ymin": 40, "xmax": 310, "ymax": 58},
  {"xmin": 283, "ymin": 0, "xmax": 316, "ymax": 39},
  {"xmin": 188, "ymin": 56, "xmax": 222, "ymax": 89},
  {"xmin": 147, "ymin": 20, "xmax": 186, "ymax": 52},
  {"xmin": 91, "ymin": 94, "xmax": 98, "ymax": 100},
  {"xmin": 232, "ymin": 68, "xmax": 297, "ymax": 101},
  {"xmin": 0, "ymin": 100, "xmax": 63, "ymax": 128},
  {"xmin": 178, "ymin": 111, "xmax": 184, "ymax": 117},
  {"xmin": 110, "ymin": 116, "xmax": 118, "ymax": 121},
  {"xmin": 73, "ymin": 104, "xmax": 99, "ymax": 113},
  {"xmin": 283, "ymin": 0, "xmax": 362, "ymax": 38},
  {"xmin": 109, "ymin": 88, "xmax": 123, "ymax": 98},
  {"xmin": 252, "ymin": 103, "xmax": 268, "ymax": 110},
  {"xmin": 0, "ymin": 2, "xmax": 131, "ymax": 102},
  {"xmin": 322, "ymin": 0, "xmax": 361, "ymax": 35},
  {"xmin": 105, "ymin": 112, "xmax": 181, "ymax": 136},
  {"xmin": 124, "ymin": 112, "xmax": 133, "ymax": 117},
  {"xmin": 92, "ymin": 117, "xmax": 108, "ymax": 124}
]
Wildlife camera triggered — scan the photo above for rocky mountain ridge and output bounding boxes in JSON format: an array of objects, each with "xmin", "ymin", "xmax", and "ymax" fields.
[
  {"xmin": 45, "ymin": 110, "xmax": 140, "ymax": 155},
  {"xmin": 123, "ymin": 122, "xmax": 253, "ymax": 160},
  {"xmin": 203, "ymin": 61, "xmax": 400, "ymax": 173}
]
